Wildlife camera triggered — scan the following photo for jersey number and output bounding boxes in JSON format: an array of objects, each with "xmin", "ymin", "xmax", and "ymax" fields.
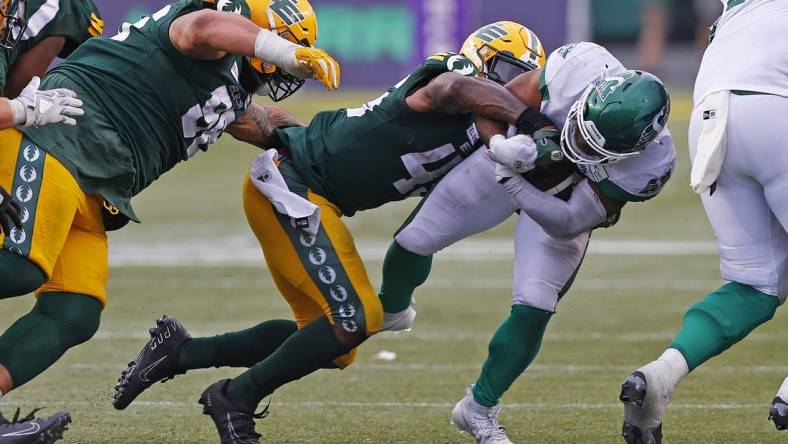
[
  {"xmin": 182, "ymin": 86, "xmax": 239, "ymax": 157},
  {"xmin": 111, "ymin": 4, "xmax": 171, "ymax": 41},
  {"xmin": 393, "ymin": 144, "xmax": 461, "ymax": 197}
]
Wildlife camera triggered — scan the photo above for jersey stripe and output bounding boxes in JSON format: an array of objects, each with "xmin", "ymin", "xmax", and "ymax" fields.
[{"xmin": 22, "ymin": 0, "xmax": 60, "ymax": 41}]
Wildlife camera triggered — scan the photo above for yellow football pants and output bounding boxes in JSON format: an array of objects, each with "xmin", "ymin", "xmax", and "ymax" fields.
[
  {"xmin": 0, "ymin": 129, "xmax": 108, "ymax": 304},
  {"xmin": 242, "ymin": 165, "xmax": 382, "ymax": 368}
]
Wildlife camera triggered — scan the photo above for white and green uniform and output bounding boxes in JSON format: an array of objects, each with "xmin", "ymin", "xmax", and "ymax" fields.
[
  {"xmin": 395, "ymin": 42, "xmax": 675, "ymax": 312},
  {"xmin": 689, "ymin": 0, "xmax": 788, "ymax": 300}
]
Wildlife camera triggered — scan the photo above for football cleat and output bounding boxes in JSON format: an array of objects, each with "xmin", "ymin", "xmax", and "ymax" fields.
[
  {"xmin": 769, "ymin": 396, "xmax": 788, "ymax": 431},
  {"xmin": 112, "ymin": 315, "xmax": 191, "ymax": 410},
  {"xmin": 620, "ymin": 372, "xmax": 662, "ymax": 444},
  {"xmin": 199, "ymin": 380, "xmax": 268, "ymax": 444},
  {"xmin": 451, "ymin": 386, "xmax": 513, "ymax": 444},
  {"xmin": 380, "ymin": 299, "xmax": 417, "ymax": 333},
  {"xmin": 0, "ymin": 408, "xmax": 70, "ymax": 444}
]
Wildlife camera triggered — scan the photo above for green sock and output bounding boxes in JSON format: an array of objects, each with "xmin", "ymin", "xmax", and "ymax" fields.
[
  {"xmin": 379, "ymin": 241, "xmax": 432, "ymax": 313},
  {"xmin": 473, "ymin": 305, "xmax": 552, "ymax": 407},
  {"xmin": 671, "ymin": 282, "xmax": 779, "ymax": 371},
  {"xmin": 0, "ymin": 292, "xmax": 101, "ymax": 387},
  {"xmin": 226, "ymin": 316, "xmax": 350, "ymax": 407},
  {"xmin": 0, "ymin": 251, "xmax": 46, "ymax": 298},
  {"xmin": 178, "ymin": 319, "xmax": 297, "ymax": 370}
]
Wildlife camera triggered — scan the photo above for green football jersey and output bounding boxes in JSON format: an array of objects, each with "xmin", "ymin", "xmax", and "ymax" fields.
[
  {"xmin": 0, "ymin": 0, "xmax": 102, "ymax": 92},
  {"xmin": 279, "ymin": 52, "xmax": 481, "ymax": 216},
  {"xmin": 21, "ymin": 0, "xmax": 252, "ymax": 221}
]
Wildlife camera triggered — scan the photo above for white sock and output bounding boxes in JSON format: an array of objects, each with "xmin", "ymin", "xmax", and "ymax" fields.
[
  {"xmin": 778, "ymin": 377, "xmax": 788, "ymax": 400},
  {"xmin": 625, "ymin": 348, "xmax": 689, "ymax": 428}
]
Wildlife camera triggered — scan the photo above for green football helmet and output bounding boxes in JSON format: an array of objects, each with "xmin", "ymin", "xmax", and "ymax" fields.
[{"xmin": 560, "ymin": 70, "xmax": 670, "ymax": 165}]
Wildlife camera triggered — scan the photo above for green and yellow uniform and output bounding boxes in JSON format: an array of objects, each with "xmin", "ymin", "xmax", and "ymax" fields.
[
  {"xmin": 244, "ymin": 52, "xmax": 480, "ymax": 364},
  {"xmin": 0, "ymin": 0, "xmax": 103, "ymax": 92},
  {"xmin": 0, "ymin": 0, "xmax": 251, "ymax": 304}
]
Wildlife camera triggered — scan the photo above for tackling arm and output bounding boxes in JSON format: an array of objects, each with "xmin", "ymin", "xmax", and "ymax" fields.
[
  {"xmin": 225, "ymin": 102, "xmax": 304, "ymax": 149},
  {"xmin": 169, "ymin": 10, "xmax": 339, "ymax": 90}
]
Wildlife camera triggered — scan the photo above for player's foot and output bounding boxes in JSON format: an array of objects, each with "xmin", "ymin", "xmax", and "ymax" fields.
[
  {"xmin": 769, "ymin": 396, "xmax": 788, "ymax": 431},
  {"xmin": 0, "ymin": 408, "xmax": 71, "ymax": 444},
  {"xmin": 199, "ymin": 380, "xmax": 268, "ymax": 444},
  {"xmin": 619, "ymin": 371, "xmax": 663, "ymax": 444},
  {"xmin": 113, "ymin": 315, "xmax": 191, "ymax": 410},
  {"xmin": 380, "ymin": 299, "xmax": 416, "ymax": 332},
  {"xmin": 451, "ymin": 386, "xmax": 513, "ymax": 444}
]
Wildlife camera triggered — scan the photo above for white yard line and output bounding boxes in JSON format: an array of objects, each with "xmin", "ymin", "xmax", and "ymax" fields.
[
  {"xmin": 0, "ymin": 399, "xmax": 767, "ymax": 410},
  {"xmin": 107, "ymin": 238, "xmax": 718, "ymax": 267}
]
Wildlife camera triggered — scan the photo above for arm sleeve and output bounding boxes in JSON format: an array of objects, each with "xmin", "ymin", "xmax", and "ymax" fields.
[{"xmin": 502, "ymin": 175, "xmax": 607, "ymax": 240}]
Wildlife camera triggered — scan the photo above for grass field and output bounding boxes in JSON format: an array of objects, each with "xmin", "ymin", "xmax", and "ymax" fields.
[{"xmin": 0, "ymin": 90, "xmax": 785, "ymax": 443}]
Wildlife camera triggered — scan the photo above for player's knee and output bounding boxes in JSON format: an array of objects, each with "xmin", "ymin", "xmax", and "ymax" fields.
[
  {"xmin": 0, "ymin": 251, "xmax": 46, "ymax": 298},
  {"xmin": 685, "ymin": 282, "xmax": 779, "ymax": 341},
  {"xmin": 36, "ymin": 292, "xmax": 102, "ymax": 347}
]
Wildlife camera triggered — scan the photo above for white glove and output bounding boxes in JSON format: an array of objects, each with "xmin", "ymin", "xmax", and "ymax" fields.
[
  {"xmin": 488, "ymin": 134, "xmax": 538, "ymax": 175},
  {"xmin": 10, "ymin": 76, "xmax": 85, "ymax": 127}
]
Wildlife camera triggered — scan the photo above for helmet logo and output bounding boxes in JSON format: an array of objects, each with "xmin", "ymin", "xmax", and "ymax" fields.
[
  {"xmin": 474, "ymin": 23, "xmax": 509, "ymax": 43},
  {"xmin": 594, "ymin": 71, "xmax": 636, "ymax": 101},
  {"xmin": 216, "ymin": 0, "xmax": 242, "ymax": 14},
  {"xmin": 635, "ymin": 105, "xmax": 669, "ymax": 151},
  {"xmin": 269, "ymin": 0, "xmax": 304, "ymax": 26}
]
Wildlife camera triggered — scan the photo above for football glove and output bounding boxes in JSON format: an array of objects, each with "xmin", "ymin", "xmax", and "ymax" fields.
[
  {"xmin": 0, "ymin": 186, "xmax": 23, "ymax": 236},
  {"xmin": 532, "ymin": 128, "xmax": 565, "ymax": 169},
  {"xmin": 11, "ymin": 77, "xmax": 85, "ymax": 127},
  {"xmin": 293, "ymin": 47, "xmax": 340, "ymax": 91},
  {"xmin": 488, "ymin": 133, "xmax": 537, "ymax": 174}
]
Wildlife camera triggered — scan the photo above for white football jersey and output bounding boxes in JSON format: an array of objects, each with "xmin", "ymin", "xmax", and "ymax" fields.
[
  {"xmin": 694, "ymin": 0, "xmax": 788, "ymax": 103},
  {"xmin": 540, "ymin": 42, "xmax": 676, "ymax": 202}
]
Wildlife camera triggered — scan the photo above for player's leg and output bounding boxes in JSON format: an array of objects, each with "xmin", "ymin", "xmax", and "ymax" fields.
[
  {"xmin": 453, "ymin": 213, "xmax": 590, "ymax": 443},
  {"xmin": 380, "ymin": 149, "xmax": 517, "ymax": 327},
  {"xmin": 620, "ymin": 94, "xmax": 786, "ymax": 444},
  {"xmin": 198, "ymin": 166, "xmax": 382, "ymax": 443},
  {"xmin": 0, "ymin": 131, "xmax": 106, "ymax": 398},
  {"xmin": 770, "ymin": 377, "xmax": 788, "ymax": 431}
]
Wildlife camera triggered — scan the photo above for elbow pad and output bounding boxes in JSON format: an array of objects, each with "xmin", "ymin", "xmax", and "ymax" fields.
[{"xmin": 502, "ymin": 177, "xmax": 607, "ymax": 239}]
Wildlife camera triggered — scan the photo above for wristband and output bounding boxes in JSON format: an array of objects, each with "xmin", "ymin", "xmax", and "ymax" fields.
[
  {"xmin": 8, "ymin": 98, "xmax": 27, "ymax": 126},
  {"xmin": 253, "ymin": 28, "xmax": 300, "ymax": 74},
  {"xmin": 514, "ymin": 108, "xmax": 553, "ymax": 136}
]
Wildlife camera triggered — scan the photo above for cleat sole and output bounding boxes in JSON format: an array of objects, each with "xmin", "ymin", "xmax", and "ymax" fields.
[{"xmin": 620, "ymin": 371, "xmax": 648, "ymax": 407}]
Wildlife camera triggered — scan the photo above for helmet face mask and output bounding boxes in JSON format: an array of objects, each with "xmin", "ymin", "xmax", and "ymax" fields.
[
  {"xmin": 0, "ymin": 0, "xmax": 26, "ymax": 49},
  {"xmin": 484, "ymin": 49, "xmax": 539, "ymax": 85}
]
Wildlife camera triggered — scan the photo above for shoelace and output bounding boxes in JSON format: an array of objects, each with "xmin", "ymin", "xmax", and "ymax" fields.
[
  {"xmin": 470, "ymin": 408, "xmax": 508, "ymax": 439},
  {"xmin": 0, "ymin": 407, "xmax": 42, "ymax": 425}
]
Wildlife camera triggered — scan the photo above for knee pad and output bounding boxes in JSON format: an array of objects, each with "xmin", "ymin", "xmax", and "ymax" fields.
[
  {"xmin": 0, "ymin": 251, "xmax": 46, "ymax": 298},
  {"xmin": 36, "ymin": 292, "xmax": 102, "ymax": 347}
]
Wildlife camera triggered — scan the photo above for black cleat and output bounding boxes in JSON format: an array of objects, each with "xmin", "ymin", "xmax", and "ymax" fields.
[
  {"xmin": 113, "ymin": 315, "xmax": 191, "ymax": 410},
  {"xmin": 620, "ymin": 372, "xmax": 662, "ymax": 444},
  {"xmin": 769, "ymin": 396, "xmax": 788, "ymax": 431},
  {"xmin": 0, "ymin": 408, "xmax": 71, "ymax": 444},
  {"xmin": 198, "ymin": 380, "xmax": 268, "ymax": 444}
]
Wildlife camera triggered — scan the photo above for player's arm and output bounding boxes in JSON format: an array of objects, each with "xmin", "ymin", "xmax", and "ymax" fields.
[
  {"xmin": 225, "ymin": 102, "xmax": 304, "ymax": 149},
  {"xmin": 500, "ymin": 174, "xmax": 625, "ymax": 239},
  {"xmin": 0, "ymin": 76, "xmax": 83, "ymax": 130},
  {"xmin": 4, "ymin": 36, "xmax": 66, "ymax": 98},
  {"xmin": 169, "ymin": 10, "xmax": 339, "ymax": 90}
]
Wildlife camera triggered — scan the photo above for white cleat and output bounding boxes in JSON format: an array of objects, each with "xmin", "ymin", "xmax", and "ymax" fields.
[
  {"xmin": 451, "ymin": 386, "xmax": 513, "ymax": 444},
  {"xmin": 380, "ymin": 299, "xmax": 417, "ymax": 332}
]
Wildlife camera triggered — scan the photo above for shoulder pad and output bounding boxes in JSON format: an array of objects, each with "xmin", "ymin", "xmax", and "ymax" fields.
[{"xmin": 422, "ymin": 52, "xmax": 478, "ymax": 77}]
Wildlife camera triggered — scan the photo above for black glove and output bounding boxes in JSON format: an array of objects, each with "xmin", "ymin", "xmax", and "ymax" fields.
[
  {"xmin": 514, "ymin": 108, "xmax": 554, "ymax": 136},
  {"xmin": 0, "ymin": 186, "xmax": 23, "ymax": 235}
]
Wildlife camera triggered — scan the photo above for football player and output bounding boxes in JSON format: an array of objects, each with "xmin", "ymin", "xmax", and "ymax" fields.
[
  {"xmin": 0, "ymin": 0, "xmax": 338, "ymax": 439},
  {"xmin": 620, "ymin": 1, "xmax": 787, "ymax": 442},
  {"xmin": 378, "ymin": 41, "xmax": 674, "ymax": 443},
  {"xmin": 112, "ymin": 22, "xmax": 546, "ymax": 443},
  {"xmin": 0, "ymin": 0, "xmax": 103, "ymax": 441}
]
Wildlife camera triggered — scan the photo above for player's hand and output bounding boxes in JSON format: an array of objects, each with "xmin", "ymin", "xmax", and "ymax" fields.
[
  {"xmin": 12, "ymin": 76, "xmax": 85, "ymax": 127},
  {"xmin": 488, "ymin": 134, "xmax": 537, "ymax": 174},
  {"xmin": 293, "ymin": 47, "xmax": 340, "ymax": 91},
  {"xmin": 0, "ymin": 186, "xmax": 23, "ymax": 236}
]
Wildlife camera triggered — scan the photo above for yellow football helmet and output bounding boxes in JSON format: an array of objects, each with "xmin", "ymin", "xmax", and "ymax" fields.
[
  {"xmin": 210, "ymin": 0, "xmax": 319, "ymax": 100},
  {"xmin": 0, "ymin": 0, "xmax": 26, "ymax": 49},
  {"xmin": 461, "ymin": 21, "xmax": 546, "ymax": 85}
]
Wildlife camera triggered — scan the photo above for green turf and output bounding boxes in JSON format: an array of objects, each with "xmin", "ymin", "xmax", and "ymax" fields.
[{"xmin": 0, "ymin": 91, "xmax": 785, "ymax": 443}]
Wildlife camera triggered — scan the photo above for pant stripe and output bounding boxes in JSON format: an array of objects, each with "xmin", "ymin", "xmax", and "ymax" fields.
[{"xmin": 3, "ymin": 138, "xmax": 46, "ymax": 257}]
